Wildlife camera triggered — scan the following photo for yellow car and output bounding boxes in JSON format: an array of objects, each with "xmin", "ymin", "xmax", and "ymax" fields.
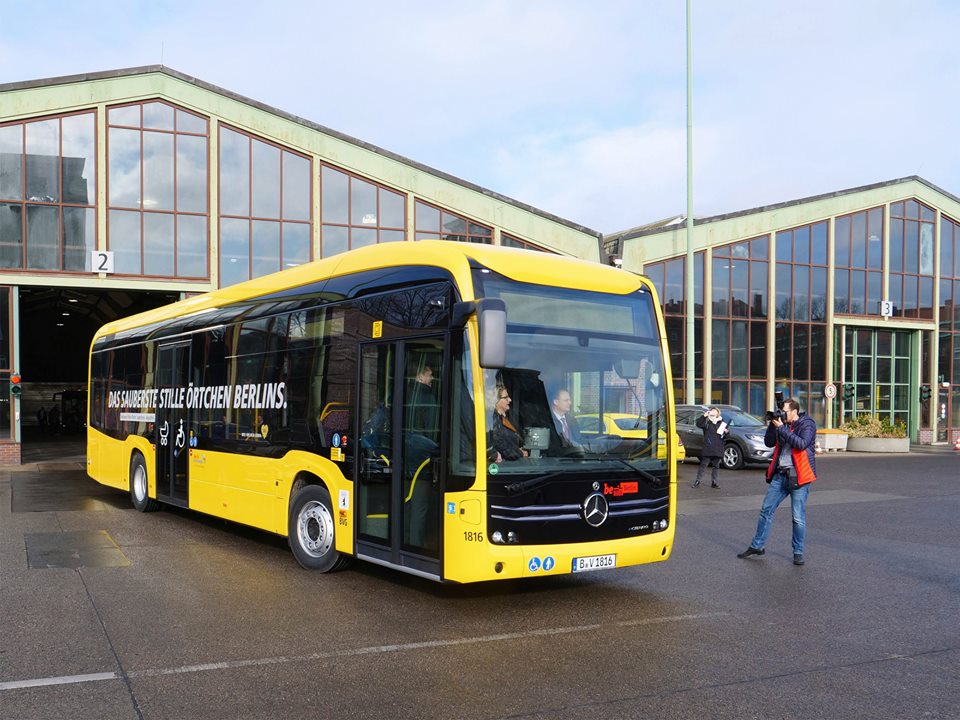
[{"xmin": 576, "ymin": 413, "xmax": 686, "ymax": 462}]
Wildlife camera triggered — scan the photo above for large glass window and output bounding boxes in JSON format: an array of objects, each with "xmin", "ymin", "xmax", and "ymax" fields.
[
  {"xmin": 501, "ymin": 233, "xmax": 555, "ymax": 253},
  {"xmin": 710, "ymin": 237, "xmax": 768, "ymax": 414},
  {"xmin": 939, "ymin": 216, "xmax": 960, "ymax": 436},
  {"xmin": 773, "ymin": 222, "xmax": 828, "ymax": 423},
  {"xmin": 0, "ymin": 111, "xmax": 96, "ymax": 272},
  {"xmin": 108, "ymin": 101, "xmax": 209, "ymax": 278},
  {"xmin": 415, "ymin": 200, "xmax": 490, "ymax": 244},
  {"xmin": 644, "ymin": 252, "xmax": 705, "ymax": 404},
  {"xmin": 219, "ymin": 126, "xmax": 311, "ymax": 285},
  {"xmin": 320, "ymin": 165, "xmax": 404, "ymax": 257},
  {"xmin": 834, "ymin": 207, "xmax": 882, "ymax": 315},
  {"xmin": 889, "ymin": 199, "xmax": 935, "ymax": 319}
]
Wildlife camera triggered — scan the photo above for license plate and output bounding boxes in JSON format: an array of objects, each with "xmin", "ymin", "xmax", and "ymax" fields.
[{"xmin": 571, "ymin": 554, "xmax": 617, "ymax": 573}]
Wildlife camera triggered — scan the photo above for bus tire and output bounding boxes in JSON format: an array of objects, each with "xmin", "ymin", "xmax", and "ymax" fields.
[
  {"xmin": 130, "ymin": 453, "xmax": 160, "ymax": 512},
  {"xmin": 288, "ymin": 485, "xmax": 350, "ymax": 572}
]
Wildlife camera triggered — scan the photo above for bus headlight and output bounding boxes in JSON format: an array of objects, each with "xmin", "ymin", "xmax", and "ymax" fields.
[
  {"xmin": 491, "ymin": 531, "xmax": 504, "ymax": 544},
  {"xmin": 507, "ymin": 531, "xmax": 519, "ymax": 544}
]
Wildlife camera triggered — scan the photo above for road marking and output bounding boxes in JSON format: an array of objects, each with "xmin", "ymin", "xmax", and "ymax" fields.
[
  {"xmin": 0, "ymin": 613, "xmax": 725, "ymax": 691},
  {"xmin": 0, "ymin": 672, "xmax": 118, "ymax": 691}
]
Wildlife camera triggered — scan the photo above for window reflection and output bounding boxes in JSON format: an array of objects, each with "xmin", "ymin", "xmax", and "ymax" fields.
[
  {"xmin": 108, "ymin": 128, "xmax": 141, "ymax": 208},
  {"xmin": 177, "ymin": 135, "xmax": 206, "ymax": 214},
  {"xmin": 144, "ymin": 213, "xmax": 175, "ymax": 276},
  {"xmin": 0, "ymin": 204, "xmax": 23, "ymax": 268},
  {"xmin": 61, "ymin": 114, "xmax": 95, "ymax": 205},
  {"xmin": 108, "ymin": 100, "xmax": 209, "ymax": 277},
  {"xmin": 251, "ymin": 140, "xmax": 281, "ymax": 218},
  {"xmin": 143, "ymin": 102, "xmax": 174, "ymax": 131},
  {"xmin": 0, "ymin": 126, "xmax": 23, "ymax": 201},
  {"xmin": 220, "ymin": 217, "xmax": 250, "ymax": 286},
  {"xmin": 26, "ymin": 205, "xmax": 58, "ymax": 269},
  {"xmin": 1, "ymin": 111, "xmax": 96, "ymax": 272},
  {"xmin": 219, "ymin": 126, "xmax": 311, "ymax": 285},
  {"xmin": 62, "ymin": 207, "xmax": 94, "ymax": 271},
  {"xmin": 109, "ymin": 209, "xmax": 141, "ymax": 274},
  {"xmin": 251, "ymin": 220, "xmax": 280, "ymax": 277},
  {"xmin": 177, "ymin": 215, "xmax": 207, "ymax": 277},
  {"xmin": 501, "ymin": 233, "xmax": 555, "ymax": 253},
  {"xmin": 889, "ymin": 199, "xmax": 935, "ymax": 318},
  {"xmin": 415, "ymin": 200, "xmax": 490, "ymax": 244},
  {"xmin": 282, "ymin": 154, "xmax": 310, "ymax": 221},
  {"xmin": 26, "ymin": 120, "xmax": 59, "ymax": 202},
  {"xmin": 321, "ymin": 163, "xmax": 405, "ymax": 257},
  {"xmin": 143, "ymin": 132, "xmax": 174, "ymax": 211}
]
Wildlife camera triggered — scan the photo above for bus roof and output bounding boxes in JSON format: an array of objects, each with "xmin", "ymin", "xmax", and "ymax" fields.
[{"xmin": 93, "ymin": 241, "xmax": 650, "ymax": 339}]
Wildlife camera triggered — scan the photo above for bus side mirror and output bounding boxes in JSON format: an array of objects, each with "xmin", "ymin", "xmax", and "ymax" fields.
[{"xmin": 452, "ymin": 299, "xmax": 506, "ymax": 368}]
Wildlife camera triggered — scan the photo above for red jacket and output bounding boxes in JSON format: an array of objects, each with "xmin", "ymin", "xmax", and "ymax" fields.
[{"xmin": 764, "ymin": 413, "xmax": 818, "ymax": 486}]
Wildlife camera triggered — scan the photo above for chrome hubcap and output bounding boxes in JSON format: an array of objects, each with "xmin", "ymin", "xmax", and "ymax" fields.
[
  {"xmin": 297, "ymin": 500, "xmax": 333, "ymax": 557},
  {"xmin": 133, "ymin": 465, "xmax": 147, "ymax": 501}
]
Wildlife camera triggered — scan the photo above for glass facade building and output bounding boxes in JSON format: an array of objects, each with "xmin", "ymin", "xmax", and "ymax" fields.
[{"xmin": 612, "ymin": 178, "xmax": 960, "ymax": 444}]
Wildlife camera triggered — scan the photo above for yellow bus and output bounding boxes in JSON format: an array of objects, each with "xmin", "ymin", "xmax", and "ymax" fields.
[{"xmin": 87, "ymin": 241, "xmax": 677, "ymax": 583}]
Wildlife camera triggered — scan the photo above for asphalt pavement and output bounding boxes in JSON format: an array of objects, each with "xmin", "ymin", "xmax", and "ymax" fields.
[{"xmin": 1, "ymin": 444, "xmax": 958, "ymax": 719}]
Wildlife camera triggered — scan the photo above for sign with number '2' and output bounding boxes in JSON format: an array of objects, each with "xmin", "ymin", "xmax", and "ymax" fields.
[{"xmin": 91, "ymin": 250, "xmax": 115, "ymax": 274}]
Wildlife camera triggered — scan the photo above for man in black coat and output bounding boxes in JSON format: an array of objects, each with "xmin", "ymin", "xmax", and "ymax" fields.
[{"xmin": 693, "ymin": 406, "xmax": 727, "ymax": 489}]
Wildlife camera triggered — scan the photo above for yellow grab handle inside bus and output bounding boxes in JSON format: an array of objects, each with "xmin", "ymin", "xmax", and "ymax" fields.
[{"xmin": 405, "ymin": 458, "xmax": 431, "ymax": 503}]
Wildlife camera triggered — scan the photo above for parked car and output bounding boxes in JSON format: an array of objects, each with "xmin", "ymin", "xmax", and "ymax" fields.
[
  {"xmin": 577, "ymin": 413, "xmax": 686, "ymax": 462},
  {"xmin": 674, "ymin": 404, "xmax": 773, "ymax": 470}
]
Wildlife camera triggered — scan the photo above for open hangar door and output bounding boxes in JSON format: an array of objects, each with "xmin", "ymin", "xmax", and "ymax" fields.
[{"xmin": 18, "ymin": 287, "xmax": 178, "ymax": 458}]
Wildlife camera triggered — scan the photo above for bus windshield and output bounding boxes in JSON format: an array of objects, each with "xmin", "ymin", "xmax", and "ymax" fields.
[{"xmin": 473, "ymin": 270, "xmax": 670, "ymax": 480}]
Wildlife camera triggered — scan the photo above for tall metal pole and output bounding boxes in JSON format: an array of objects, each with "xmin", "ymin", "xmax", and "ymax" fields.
[{"xmin": 684, "ymin": 0, "xmax": 695, "ymax": 404}]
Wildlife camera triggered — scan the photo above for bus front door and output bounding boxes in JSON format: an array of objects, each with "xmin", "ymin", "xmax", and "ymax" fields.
[
  {"xmin": 156, "ymin": 342, "xmax": 191, "ymax": 506},
  {"xmin": 356, "ymin": 339, "xmax": 445, "ymax": 578}
]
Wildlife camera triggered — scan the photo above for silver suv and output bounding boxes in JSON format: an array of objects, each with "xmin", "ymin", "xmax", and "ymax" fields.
[{"xmin": 675, "ymin": 404, "xmax": 774, "ymax": 470}]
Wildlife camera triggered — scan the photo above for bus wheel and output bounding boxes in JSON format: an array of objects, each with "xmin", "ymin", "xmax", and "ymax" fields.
[
  {"xmin": 130, "ymin": 453, "xmax": 159, "ymax": 512},
  {"xmin": 289, "ymin": 485, "xmax": 349, "ymax": 572}
]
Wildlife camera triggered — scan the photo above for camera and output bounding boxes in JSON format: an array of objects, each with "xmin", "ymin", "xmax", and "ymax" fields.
[{"xmin": 765, "ymin": 391, "xmax": 786, "ymax": 423}]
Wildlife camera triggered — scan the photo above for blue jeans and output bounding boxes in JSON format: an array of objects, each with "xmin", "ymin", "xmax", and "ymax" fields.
[{"xmin": 749, "ymin": 470, "xmax": 810, "ymax": 555}]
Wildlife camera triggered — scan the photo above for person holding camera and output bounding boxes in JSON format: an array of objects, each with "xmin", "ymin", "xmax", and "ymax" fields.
[
  {"xmin": 692, "ymin": 406, "xmax": 726, "ymax": 488},
  {"xmin": 737, "ymin": 397, "xmax": 818, "ymax": 566}
]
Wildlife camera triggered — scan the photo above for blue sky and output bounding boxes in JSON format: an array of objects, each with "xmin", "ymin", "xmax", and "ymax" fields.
[{"xmin": 3, "ymin": 1, "xmax": 959, "ymax": 234}]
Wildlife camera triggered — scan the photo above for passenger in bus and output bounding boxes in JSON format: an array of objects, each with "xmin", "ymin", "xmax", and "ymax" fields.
[
  {"xmin": 551, "ymin": 388, "xmax": 583, "ymax": 447},
  {"xmin": 490, "ymin": 384, "xmax": 528, "ymax": 462},
  {"xmin": 406, "ymin": 363, "xmax": 439, "ymax": 440}
]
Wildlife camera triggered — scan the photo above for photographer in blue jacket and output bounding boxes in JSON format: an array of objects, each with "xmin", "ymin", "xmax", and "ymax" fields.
[{"xmin": 737, "ymin": 397, "xmax": 817, "ymax": 566}]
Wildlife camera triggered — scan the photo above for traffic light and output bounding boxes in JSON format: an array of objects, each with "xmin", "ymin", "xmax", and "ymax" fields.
[
  {"xmin": 9, "ymin": 372, "xmax": 21, "ymax": 398},
  {"xmin": 842, "ymin": 383, "xmax": 855, "ymax": 401},
  {"xmin": 920, "ymin": 386, "xmax": 931, "ymax": 402}
]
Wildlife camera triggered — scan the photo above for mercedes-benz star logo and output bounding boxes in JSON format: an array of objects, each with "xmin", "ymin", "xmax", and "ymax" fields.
[{"xmin": 582, "ymin": 492, "xmax": 609, "ymax": 527}]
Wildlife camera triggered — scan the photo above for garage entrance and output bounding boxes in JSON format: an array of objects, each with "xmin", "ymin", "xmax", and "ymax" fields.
[{"xmin": 17, "ymin": 286, "xmax": 179, "ymax": 461}]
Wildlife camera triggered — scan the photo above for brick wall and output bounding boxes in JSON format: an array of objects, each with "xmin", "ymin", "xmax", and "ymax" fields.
[{"xmin": 0, "ymin": 443, "xmax": 21, "ymax": 464}]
